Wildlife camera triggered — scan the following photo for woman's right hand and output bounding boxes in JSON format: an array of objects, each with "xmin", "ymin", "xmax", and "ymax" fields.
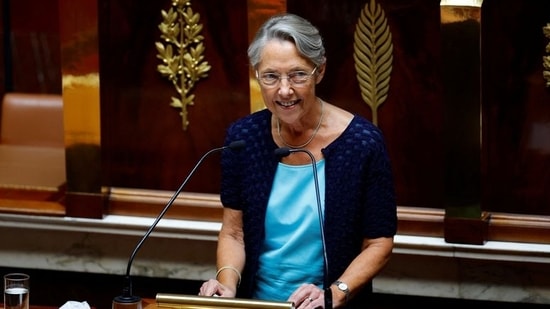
[{"xmin": 198, "ymin": 279, "xmax": 237, "ymax": 297}]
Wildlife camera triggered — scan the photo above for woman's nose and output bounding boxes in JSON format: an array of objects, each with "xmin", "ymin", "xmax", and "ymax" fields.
[{"xmin": 278, "ymin": 79, "xmax": 294, "ymax": 95}]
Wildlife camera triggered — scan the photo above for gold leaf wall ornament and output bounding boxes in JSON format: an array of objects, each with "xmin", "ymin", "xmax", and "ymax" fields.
[
  {"xmin": 543, "ymin": 23, "xmax": 550, "ymax": 88},
  {"xmin": 353, "ymin": 0, "xmax": 394, "ymax": 126},
  {"xmin": 155, "ymin": 0, "xmax": 211, "ymax": 130}
]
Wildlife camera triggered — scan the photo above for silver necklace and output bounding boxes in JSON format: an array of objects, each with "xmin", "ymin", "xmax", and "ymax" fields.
[{"xmin": 277, "ymin": 99, "xmax": 324, "ymax": 149}]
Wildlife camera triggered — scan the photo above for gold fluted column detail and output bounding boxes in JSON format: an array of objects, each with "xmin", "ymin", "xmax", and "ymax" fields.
[
  {"xmin": 59, "ymin": 0, "xmax": 103, "ymax": 218},
  {"xmin": 440, "ymin": 0, "xmax": 489, "ymax": 245},
  {"xmin": 247, "ymin": 0, "xmax": 287, "ymax": 113}
]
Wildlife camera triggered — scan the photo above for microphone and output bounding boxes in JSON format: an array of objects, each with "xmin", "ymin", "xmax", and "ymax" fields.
[
  {"xmin": 113, "ymin": 140, "xmax": 246, "ymax": 309},
  {"xmin": 274, "ymin": 147, "xmax": 329, "ymax": 287}
]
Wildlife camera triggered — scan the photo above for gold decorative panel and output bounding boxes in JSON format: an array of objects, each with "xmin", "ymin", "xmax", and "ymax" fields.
[
  {"xmin": 544, "ymin": 23, "xmax": 550, "ymax": 87},
  {"xmin": 156, "ymin": 0, "xmax": 211, "ymax": 130},
  {"xmin": 353, "ymin": 0, "xmax": 393, "ymax": 126}
]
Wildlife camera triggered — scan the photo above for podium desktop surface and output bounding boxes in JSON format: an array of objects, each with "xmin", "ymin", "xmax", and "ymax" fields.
[{"xmin": 143, "ymin": 298, "xmax": 156, "ymax": 309}]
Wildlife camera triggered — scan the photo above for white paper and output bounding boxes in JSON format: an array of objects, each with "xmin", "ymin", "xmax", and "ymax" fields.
[{"xmin": 59, "ymin": 301, "xmax": 91, "ymax": 309}]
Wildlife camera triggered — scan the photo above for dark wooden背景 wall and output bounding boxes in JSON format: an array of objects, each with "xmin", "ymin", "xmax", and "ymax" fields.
[{"xmin": 1, "ymin": 0, "xmax": 549, "ymax": 221}]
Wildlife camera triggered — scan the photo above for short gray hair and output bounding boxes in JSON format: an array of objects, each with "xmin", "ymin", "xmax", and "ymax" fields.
[{"xmin": 247, "ymin": 13, "xmax": 326, "ymax": 70}]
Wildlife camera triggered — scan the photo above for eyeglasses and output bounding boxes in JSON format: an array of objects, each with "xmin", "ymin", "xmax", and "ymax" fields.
[{"xmin": 256, "ymin": 67, "xmax": 317, "ymax": 87}]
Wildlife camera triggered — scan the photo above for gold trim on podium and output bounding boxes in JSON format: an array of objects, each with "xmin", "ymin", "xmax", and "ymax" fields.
[{"xmin": 155, "ymin": 293, "xmax": 295, "ymax": 309}]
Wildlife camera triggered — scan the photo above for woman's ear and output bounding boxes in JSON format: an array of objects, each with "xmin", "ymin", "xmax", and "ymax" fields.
[{"xmin": 315, "ymin": 61, "xmax": 327, "ymax": 84}]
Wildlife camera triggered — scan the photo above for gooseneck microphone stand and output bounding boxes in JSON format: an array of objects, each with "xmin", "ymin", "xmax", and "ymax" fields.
[
  {"xmin": 113, "ymin": 140, "xmax": 245, "ymax": 309},
  {"xmin": 274, "ymin": 147, "xmax": 329, "ymax": 287}
]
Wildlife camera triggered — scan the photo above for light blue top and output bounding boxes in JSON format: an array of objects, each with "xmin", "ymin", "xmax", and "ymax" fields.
[{"xmin": 253, "ymin": 160, "xmax": 326, "ymax": 301}]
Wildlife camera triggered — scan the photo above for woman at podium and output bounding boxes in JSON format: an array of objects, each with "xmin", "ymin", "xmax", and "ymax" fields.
[{"xmin": 199, "ymin": 13, "xmax": 397, "ymax": 309}]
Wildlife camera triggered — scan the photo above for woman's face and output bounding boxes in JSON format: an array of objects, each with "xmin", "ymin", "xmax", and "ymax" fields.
[{"xmin": 256, "ymin": 39, "xmax": 324, "ymax": 124}]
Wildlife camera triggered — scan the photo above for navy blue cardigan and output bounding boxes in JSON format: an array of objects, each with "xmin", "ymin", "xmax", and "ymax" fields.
[{"xmin": 220, "ymin": 109, "xmax": 397, "ymax": 307}]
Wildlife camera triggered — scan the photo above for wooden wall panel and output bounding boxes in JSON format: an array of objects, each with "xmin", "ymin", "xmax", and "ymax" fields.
[
  {"xmin": 481, "ymin": 0, "xmax": 550, "ymax": 216},
  {"xmin": 287, "ymin": 0, "xmax": 445, "ymax": 209},
  {"xmin": 3, "ymin": 0, "xmax": 61, "ymax": 94},
  {"xmin": 98, "ymin": 0, "xmax": 250, "ymax": 193},
  {"xmin": 0, "ymin": 0, "xmax": 6, "ymax": 95},
  {"xmin": 1, "ymin": 0, "xmax": 549, "ymax": 220},
  {"xmin": 288, "ymin": 0, "xmax": 550, "ymax": 217}
]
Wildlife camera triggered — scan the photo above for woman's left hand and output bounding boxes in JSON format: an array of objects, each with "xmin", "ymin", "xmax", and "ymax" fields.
[
  {"xmin": 288, "ymin": 283, "xmax": 325, "ymax": 308},
  {"xmin": 198, "ymin": 278, "xmax": 236, "ymax": 298}
]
